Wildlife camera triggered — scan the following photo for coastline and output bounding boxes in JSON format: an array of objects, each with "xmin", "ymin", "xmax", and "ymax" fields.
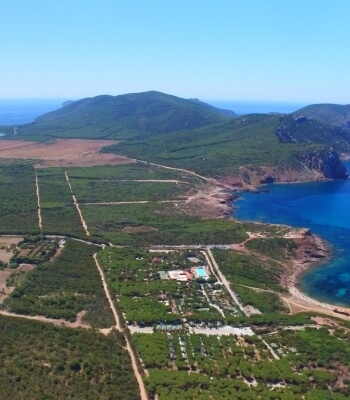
[
  {"xmin": 183, "ymin": 177, "xmax": 350, "ymax": 317},
  {"xmin": 216, "ymin": 182, "xmax": 350, "ymax": 317}
]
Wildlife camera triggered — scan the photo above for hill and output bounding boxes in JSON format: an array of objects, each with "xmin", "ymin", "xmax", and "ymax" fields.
[
  {"xmin": 294, "ymin": 103, "xmax": 350, "ymax": 129},
  {"xmin": 13, "ymin": 91, "xmax": 231, "ymax": 140},
  {"xmin": 1, "ymin": 92, "xmax": 349, "ymax": 183},
  {"xmin": 187, "ymin": 98, "xmax": 236, "ymax": 117},
  {"xmin": 102, "ymin": 113, "xmax": 349, "ymax": 181}
]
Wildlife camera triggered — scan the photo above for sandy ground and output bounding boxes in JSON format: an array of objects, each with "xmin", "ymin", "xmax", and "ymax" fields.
[
  {"xmin": 192, "ymin": 326, "xmax": 254, "ymax": 336},
  {"xmin": 0, "ymin": 139, "xmax": 134, "ymax": 167},
  {"xmin": 0, "ymin": 264, "xmax": 34, "ymax": 303},
  {"xmin": 0, "ymin": 236, "xmax": 22, "ymax": 263},
  {"xmin": 175, "ymin": 183, "xmax": 234, "ymax": 218},
  {"xmin": 0, "ymin": 309, "xmax": 92, "ymax": 329}
]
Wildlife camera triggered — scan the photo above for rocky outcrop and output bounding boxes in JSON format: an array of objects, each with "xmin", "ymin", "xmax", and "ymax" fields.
[
  {"xmin": 299, "ymin": 148, "xmax": 348, "ymax": 179},
  {"xmin": 237, "ymin": 148, "xmax": 348, "ymax": 186}
]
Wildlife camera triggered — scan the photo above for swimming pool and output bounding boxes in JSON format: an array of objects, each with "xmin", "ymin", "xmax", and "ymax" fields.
[{"xmin": 196, "ymin": 266, "xmax": 207, "ymax": 278}]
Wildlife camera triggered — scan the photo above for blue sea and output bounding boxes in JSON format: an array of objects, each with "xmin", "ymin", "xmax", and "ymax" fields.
[
  {"xmin": 233, "ymin": 162, "xmax": 350, "ymax": 307},
  {"xmin": 0, "ymin": 99, "xmax": 65, "ymax": 126}
]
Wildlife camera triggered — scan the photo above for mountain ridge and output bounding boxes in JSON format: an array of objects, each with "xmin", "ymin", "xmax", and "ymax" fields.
[
  {"xmin": 294, "ymin": 103, "xmax": 350, "ymax": 129},
  {"xmin": 16, "ymin": 91, "xmax": 231, "ymax": 140},
  {"xmin": 1, "ymin": 91, "xmax": 349, "ymax": 183}
]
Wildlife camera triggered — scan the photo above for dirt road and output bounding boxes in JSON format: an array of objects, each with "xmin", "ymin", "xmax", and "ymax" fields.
[
  {"xmin": 64, "ymin": 171, "xmax": 90, "ymax": 236},
  {"xmin": 0, "ymin": 309, "xmax": 91, "ymax": 329},
  {"xmin": 206, "ymin": 247, "xmax": 247, "ymax": 316},
  {"xmin": 35, "ymin": 168, "xmax": 42, "ymax": 230},
  {"xmin": 93, "ymin": 254, "xmax": 120, "ymax": 330},
  {"xmin": 136, "ymin": 159, "xmax": 216, "ymax": 184},
  {"xmin": 93, "ymin": 254, "xmax": 148, "ymax": 400}
]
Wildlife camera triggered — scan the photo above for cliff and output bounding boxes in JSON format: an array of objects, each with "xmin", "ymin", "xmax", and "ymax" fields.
[{"xmin": 237, "ymin": 149, "xmax": 348, "ymax": 186}]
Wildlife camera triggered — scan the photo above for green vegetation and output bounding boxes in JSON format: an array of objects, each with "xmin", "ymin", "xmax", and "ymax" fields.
[
  {"xmin": 0, "ymin": 315, "xmax": 139, "ymax": 400},
  {"xmin": 82, "ymin": 202, "xmax": 248, "ymax": 245},
  {"xmin": 271, "ymin": 327, "xmax": 350, "ymax": 370},
  {"xmin": 4, "ymin": 240, "xmax": 114, "ymax": 328},
  {"xmin": 294, "ymin": 103, "xmax": 350, "ymax": 129},
  {"xmin": 66, "ymin": 163, "xmax": 200, "ymax": 181},
  {"xmin": 102, "ymin": 114, "xmax": 334, "ymax": 177},
  {"xmin": 98, "ymin": 247, "xmax": 233, "ymax": 325},
  {"xmin": 245, "ymin": 237, "xmax": 297, "ymax": 261},
  {"xmin": 0, "ymin": 95, "xmax": 349, "ymax": 399},
  {"xmin": 70, "ymin": 178, "xmax": 188, "ymax": 203},
  {"xmin": 0, "ymin": 163, "xmax": 39, "ymax": 234},
  {"xmin": 213, "ymin": 249, "xmax": 284, "ymax": 291},
  {"xmin": 37, "ymin": 168, "xmax": 86, "ymax": 237},
  {"xmin": 135, "ymin": 330, "xmax": 349, "ymax": 399},
  {"xmin": 232, "ymin": 284, "xmax": 287, "ymax": 313},
  {"xmin": 15, "ymin": 91, "xmax": 229, "ymax": 140},
  {"xmin": 14, "ymin": 237, "xmax": 58, "ymax": 265}
]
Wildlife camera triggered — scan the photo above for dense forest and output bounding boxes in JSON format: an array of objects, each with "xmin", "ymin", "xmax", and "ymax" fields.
[{"xmin": 0, "ymin": 315, "xmax": 139, "ymax": 399}]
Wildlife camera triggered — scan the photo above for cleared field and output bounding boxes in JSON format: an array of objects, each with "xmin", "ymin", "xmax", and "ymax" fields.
[
  {"xmin": 0, "ymin": 139, "xmax": 133, "ymax": 167},
  {"xmin": 37, "ymin": 168, "xmax": 86, "ymax": 237},
  {"xmin": 0, "ymin": 236, "xmax": 22, "ymax": 263},
  {"xmin": 81, "ymin": 202, "xmax": 248, "ymax": 245}
]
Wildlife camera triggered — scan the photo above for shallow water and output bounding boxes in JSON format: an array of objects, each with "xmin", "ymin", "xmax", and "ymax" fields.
[{"xmin": 233, "ymin": 164, "xmax": 350, "ymax": 306}]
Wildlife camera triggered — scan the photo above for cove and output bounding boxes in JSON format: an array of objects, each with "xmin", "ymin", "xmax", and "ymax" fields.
[{"xmin": 233, "ymin": 162, "xmax": 350, "ymax": 307}]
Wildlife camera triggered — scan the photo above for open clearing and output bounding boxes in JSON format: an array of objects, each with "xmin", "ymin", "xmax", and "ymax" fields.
[
  {"xmin": 0, "ymin": 264, "xmax": 34, "ymax": 303},
  {"xmin": 0, "ymin": 139, "xmax": 134, "ymax": 167},
  {"xmin": 0, "ymin": 236, "xmax": 22, "ymax": 263}
]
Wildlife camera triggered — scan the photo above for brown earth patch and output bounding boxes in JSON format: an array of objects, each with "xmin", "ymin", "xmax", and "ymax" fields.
[
  {"xmin": 0, "ymin": 139, "xmax": 135, "ymax": 167},
  {"xmin": 121, "ymin": 226, "xmax": 159, "ymax": 233},
  {"xmin": 0, "ymin": 264, "xmax": 34, "ymax": 303},
  {"xmin": 0, "ymin": 236, "xmax": 22, "ymax": 263}
]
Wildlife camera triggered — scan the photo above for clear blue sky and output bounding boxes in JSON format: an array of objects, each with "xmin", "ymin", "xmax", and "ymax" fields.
[{"xmin": 1, "ymin": 0, "xmax": 350, "ymax": 103}]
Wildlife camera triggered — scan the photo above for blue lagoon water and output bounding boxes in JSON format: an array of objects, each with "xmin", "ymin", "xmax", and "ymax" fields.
[{"xmin": 233, "ymin": 163, "xmax": 350, "ymax": 306}]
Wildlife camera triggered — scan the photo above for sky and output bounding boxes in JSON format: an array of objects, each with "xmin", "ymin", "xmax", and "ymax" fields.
[{"xmin": 1, "ymin": 0, "xmax": 350, "ymax": 103}]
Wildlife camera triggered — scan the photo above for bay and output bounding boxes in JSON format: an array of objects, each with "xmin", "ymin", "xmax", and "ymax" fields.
[{"xmin": 233, "ymin": 162, "xmax": 350, "ymax": 307}]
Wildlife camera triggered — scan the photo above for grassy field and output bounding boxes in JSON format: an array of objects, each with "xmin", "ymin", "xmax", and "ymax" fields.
[
  {"xmin": 4, "ymin": 239, "xmax": 114, "ymax": 328},
  {"xmin": 37, "ymin": 168, "xmax": 86, "ymax": 237},
  {"xmin": 0, "ymin": 315, "xmax": 139, "ymax": 400},
  {"xmin": 0, "ymin": 163, "xmax": 39, "ymax": 234}
]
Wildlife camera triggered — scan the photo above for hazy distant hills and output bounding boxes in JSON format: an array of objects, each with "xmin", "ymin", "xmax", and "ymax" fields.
[
  {"xmin": 17, "ymin": 91, "xmax": 231, "ymax": 140},
  {"xmin": 294, "ymin": 103, "xmax": 350, "ymax": 129}
]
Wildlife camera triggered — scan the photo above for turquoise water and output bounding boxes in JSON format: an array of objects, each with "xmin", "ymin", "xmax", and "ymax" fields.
[
  {"xmin": 233, "ymin": 163, "xmax": 350, "ymax": 306},
  {"xmin": 197, "ymin": 266, "xmax": 207, "ymax": 278}
]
